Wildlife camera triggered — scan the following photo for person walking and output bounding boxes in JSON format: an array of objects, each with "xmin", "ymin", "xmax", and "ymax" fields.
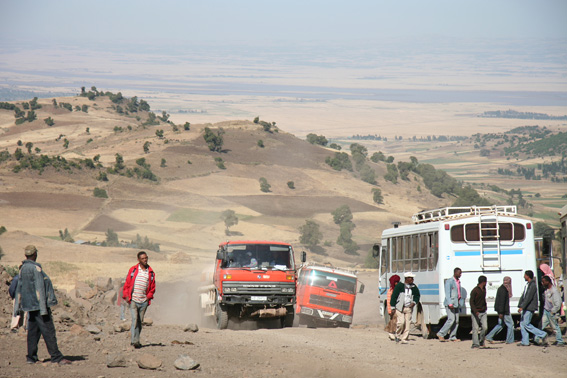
[
  {"xmin": 437, "ymin": 267, "xmax": 462, "ymax": 342},
  {"xmin": 470, "ymin": 276, "xmax": 488, "ymax": 349},
  {"xmin": 122, "ymin": 251, "xmax": 156, "ymax": 348},
  {"xmin": 13, "ymin": 245, "xmax": 71, "ymax": 365},
  {"xmin": 541, "ymin": 275, "xmax": 564, "ymax": 346},
  {"xmin": 386, "ymin": 274, "xmax": 401, "ymax": 341},
  {"xmin": 390, "ymin": 272, "xmax": 420, "ymax": 344},
  {"xmin": 486, "ymin": 276, "xmax": 515, "ymax": 344},
  {"xmin": 518, "ymin": 270, "xmax": 547, "ymax": 347}
]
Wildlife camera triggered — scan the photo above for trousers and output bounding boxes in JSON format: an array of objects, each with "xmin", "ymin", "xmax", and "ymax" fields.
[
  {"xmin": 486, "ymin": 314, "xmax": 515, "ymax": 344},
  {"xmin": 27, "ymin": 309, "xmax": 63, "ymax": 363},
  {"xmin": 519, "ymin": 310, "xmax": 547, "ymax": 346},
  {"xmin": 437, "ymin": 306, "xmax": 460, "ymax": 340},
  {"xmin": 471, "ymin": 312, "xmax": 488, "ymax": 347},
  {"xmin": 130, "ymin": 301, "xmax": 148, "ymax": 344},
  {"xmin": 395, "ymin": 307, "xmax": 413, "ymax": 341}
]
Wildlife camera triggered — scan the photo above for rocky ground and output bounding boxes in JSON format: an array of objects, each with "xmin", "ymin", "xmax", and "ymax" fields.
[{"xmin": 0, "ymin": 267, "xmax": 564, "ymax": 378}]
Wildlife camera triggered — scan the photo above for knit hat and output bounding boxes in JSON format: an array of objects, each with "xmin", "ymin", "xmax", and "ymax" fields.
[{"xmin": 24, "ymin": 245, "xmax": 38, "ymax": 256}]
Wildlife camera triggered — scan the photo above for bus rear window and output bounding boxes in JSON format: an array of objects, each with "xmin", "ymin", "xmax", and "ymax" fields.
[{"xmin": 451, "ymin": 223, "xmax": 526, "ymax": 242}]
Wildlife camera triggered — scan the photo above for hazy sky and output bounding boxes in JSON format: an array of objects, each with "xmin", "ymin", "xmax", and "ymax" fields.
[{"xmin": 1, "ymin": 0, "xmax": 566, "ymax": 46}]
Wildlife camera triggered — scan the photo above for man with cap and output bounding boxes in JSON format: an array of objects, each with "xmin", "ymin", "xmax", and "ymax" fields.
[
  {"xmin": 390, "ymin": 272, "xmax": 421, "ymax": 344},
  {"xmin": 13, "ymin": 245, "xmax": 70, "ymax": 365}
]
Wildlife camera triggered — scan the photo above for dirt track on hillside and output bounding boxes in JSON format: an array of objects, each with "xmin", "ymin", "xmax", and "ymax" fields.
[{"xmin": 0, "ymin": 271, "xmax": 564, "ymax": 378}]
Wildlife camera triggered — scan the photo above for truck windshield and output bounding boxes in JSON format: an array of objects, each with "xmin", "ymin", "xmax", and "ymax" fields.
[
  {"xmin": 225, "ymin": 244, "xmax": 293, "ymax": 270},
  {"xmin": 307, "ymin": 270, "xmax": 356, "ymax": 294}
]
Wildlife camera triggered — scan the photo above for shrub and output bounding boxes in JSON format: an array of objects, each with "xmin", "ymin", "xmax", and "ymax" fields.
[
  {"xmin": 44, "ymin": 117, "xmax": 55, "ymax": 126},
  {"xmin": 143, "ymin": 141, "xmax": 151, "ymax": 153},
  {"xmin": 257, "ymin": 140, "xmax": 264, "ymax": 148},
  {"xmin": 59, "ymin": 228, "xmax": 74, "ymax": 243},
  {"xmin": 155, "ymin": 129, "xmax": 164, "ymax": 138},
  {"xmin": 259, "ymin": 177, "xmax": 271, "ymax": 192},
  {"xmin": 93, "ymin": 187, "xmax": 108, "ymax": 198},
  {"xmin": 287, "ymin": 181, "xmax": 295, "ymax": 189},
  {"xmin": 160, "ymin": 158, "xmax": 167, "ymax": 168},
  {"xmin": 372, "ymin": 188, "xmax": 383, "ymax": 204},
  {"xmin": 299, "ymin": 220, "xmax": 323, "ymax": 250},
  {"xmin": 63, "ymin": 139, "xmax": 69, "ymax": 149},
  {"xmin": 81, "ymin": 105, "xmax": 89, "ymax": 113},
  {"xmin": 214, "ymin": 157, "xmax": 226, "ymax": 169},
  {"xmin": 183, "ymin": 122, "xmax": 190, "ymax": 131},
  {"xmin": 253, "ymin": 116, "xmax": 259, "ymax": 124},
  {"xmin": 370, "ymin": 151, "xmax": 386, "ymax": 163},
  {"xmin": 325, "ymin": 152, "xmax": 353, "ymax": 171},
  {"xmin": 203, "ymin": 127, "xmax": 225, "ymax": 152},
  {"xmin": 0, "ymin": 225, "xmax": 7, "ymax": 235},
  {"xmin": 306, "ymin": 133, "xmax": 328, "ymax": 146},
  {"xmin": 329, "ymin": 143, "xmax": 341, "ymax": 150}
]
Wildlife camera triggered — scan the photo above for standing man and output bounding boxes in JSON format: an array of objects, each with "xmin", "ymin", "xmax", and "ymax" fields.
[
  {"xmin": 518, "ymin": 270, "xmax": 547, "ymax": 346},
  {"xmin": 123, "ymin": 251, "xmax": 156, "ymax": 348},
  {"xmin": 486, "ymin": 276, "xmax": 515, "ymax": 344},
  {"xmin": 390, "ymin": 272, "xmax": 420, "ymax": 344},
  {"xmin": 541, "ymin": 276, "xmax": 564, "ymax": 346},
  {"xmin": 437, "ymin": 267, "xmax": 462, "ymax": 342},
  {"xmin": 13, "ymin": 245, "xmax": 70, "ymax": 365},
  {"xmin": 470, "ymin": 275, "xmax": 488, "ymax": 349}
]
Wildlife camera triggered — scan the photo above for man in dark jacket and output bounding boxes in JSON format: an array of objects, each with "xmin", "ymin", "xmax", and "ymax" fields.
[
  {"xmin": 518, "ymin": 270, "xmax": 547, "ymax": 346},
  {"xmin": 14, "ymin": 245, "xmax": 71, "ymax": 365},
  {"xmin": 486, "ymin": 276, "xmax": 514, "ymax": 344},
  {"xmin": 470, "ymin": 275, "xmax": 488, "ymax": 348},
  {"xmin": 390, "ymin": 272, "xmax": 420, "ymax": 344}
]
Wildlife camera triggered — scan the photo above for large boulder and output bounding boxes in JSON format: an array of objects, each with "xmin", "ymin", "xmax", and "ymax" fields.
[
  {"xmin": 96, "ymin": 277, "xmax": 114, "ymax": 292},
  {"xmin": 136, "ymin": 354, "xmax": 162, "ymax": 370},
  {"xmin": 174, "ymin": 355, "xmax": 200, "ymax": 370},
  {"xmin": 107, "ymin": 353, "xmax": 128, "ymax": 368}
]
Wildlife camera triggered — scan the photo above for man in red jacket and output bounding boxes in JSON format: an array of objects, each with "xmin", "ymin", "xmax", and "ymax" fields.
[{"xmin": 122, "ymin": 251, "xmax": 156, "ymax": 348}]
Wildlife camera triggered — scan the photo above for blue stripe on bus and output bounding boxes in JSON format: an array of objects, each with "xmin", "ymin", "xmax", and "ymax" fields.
[
  {"xmin": 419, "ymin": 289, "xmax": 439, "ymax": 295},
  {"xmin": 454, "ymin": 249, "xmax": 523, "ymax": 257},
  {"xmin": 419, "ymin": 284, "xmax": 439, "ymax": 289}
]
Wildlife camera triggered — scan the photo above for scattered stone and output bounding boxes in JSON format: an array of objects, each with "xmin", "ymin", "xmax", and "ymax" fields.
[
  {"xmin": 174, "ymin": 354, "xmax": 200, "ymax": 370},
  {"xmin": 142, "ymin": 317, "xmax": 153, "ymax": 326},
  {"xmin": 114, "ymin": 322, "xmax": 130, "ymax": 333},
  {"xmin": 172, "ymin": 340, "xmax": 195, "ymax": 345},
  {"xmin": 104, "ymin": 290, "xmax": 117, "ymax": 305},
  {"xmin": 69, "ymin": 324, "xmax": 88, "ymax": 335},
  {"xmin": 96, "ymin": 277, "xmax": 114, "ymax": 292},
  {"xmin": 57, "ymin": 312, "xmax": 74, "ymax": 323},
  {"xmin": 85, "ymin": 325, "xmax": 101, "ymax": 334},
  {"xmin": 136, "ymin": 354, "xmax": 162, "ymax": 370},
  {"xmin": 106, "ymin": 353, "xmax": 128, "ymax": 368},
  {"xmin": 74, "ymin": 298, "xmax": 92, "ymax": 312},
  {"xmin": 183, "ymin": 323, "xmax": 199, "ymax": 333}
]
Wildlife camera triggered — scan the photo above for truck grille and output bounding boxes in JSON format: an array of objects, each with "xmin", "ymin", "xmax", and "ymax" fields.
[
  {"xmin": 309, "ymin": 294, "xmax": 350, "ymax": 311},
  {"xmin": 223, "ymin": 281, "xmax": 295, "ymax": 295}
]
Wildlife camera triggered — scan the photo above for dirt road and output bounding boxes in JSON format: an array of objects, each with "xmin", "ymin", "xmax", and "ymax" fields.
[{"xmin": 0, "ymin": 273, "xmax": 564, "ymax": 377}]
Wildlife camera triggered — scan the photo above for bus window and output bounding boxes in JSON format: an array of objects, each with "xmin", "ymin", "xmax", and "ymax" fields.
[
  {"xmin": 420, "ymin": 234, "xmax": 428, "ymax": 271},
  {"xmin": 412, "ymin": 235, "xmax": 419, "ymax": 271},
  {"xmin": 513, "ymin": 223, "xmax": 525, "ymax": 241},
  {"xmin": 397, "ymin": 237, "xmax": 404, "ymax": 272},
  {"xmin": 429, "ymin": 232, "xmax": 438, "ymax": 270},
  {"xmin": 451, "ymin": 225, "xmax": 465, "ymax": 242},
  {"xmin": 381, "ymin": 239, "xmax": 389, "ymax": 274},
  {"xmin": 465, "ymin": 224, "xmax": 480, "ymax": 241},
  {"xmin": 404, "ymin": 236, "xmax": 411, "ymax": 271}
]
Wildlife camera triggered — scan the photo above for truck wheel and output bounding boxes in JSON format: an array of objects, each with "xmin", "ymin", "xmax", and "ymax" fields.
[
  {"xmin": 282, "ymin": 311, "xmax": 294, "ymax": 328},
  {"xmin": 216, "ymin": 305, "xmax": 229, "ymax": 330}
]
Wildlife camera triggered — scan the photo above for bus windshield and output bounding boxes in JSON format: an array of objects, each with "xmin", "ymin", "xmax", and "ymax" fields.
[
  {"xmin": 224, "ymin": 244, "xmax": 292, "ymax": 270},
  {"xmin": 306, "ymin": 270, "xmax": 356, "ymax": 294}
]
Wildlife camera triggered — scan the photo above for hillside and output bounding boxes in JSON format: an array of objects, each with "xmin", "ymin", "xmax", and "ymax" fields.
[{"xmin": 0, "ymin": 91, "xmax": 449, "ymax": 282}]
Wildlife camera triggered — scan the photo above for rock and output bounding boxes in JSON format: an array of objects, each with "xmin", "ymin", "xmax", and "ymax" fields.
[
  {"xmin": 69, "ymin": 324, "xmax": 88, "ymax": 335},
  {"xmin": 142, "ymin": 317, "xmax": 153, "ymax": 326},
  {"xmin": 68, "ymin": 289, "xmax": 78, "ymax": 299},
  {"xmin": 106, "ymin": 353, "xmax": 128, "ymax": 368},
  {"xmin": 183, "ymin": 323, "xmax": 199, "ymax": 333},
  {"xmin": 114, "ymin": 322, "xmax": 130, "ymax": 333},
  {"xmin": 57, "ymin": 312, "xmax": 74, "ymax": 323},
  {"xmin": 174, "ymin": 355, "xmax": 200, "ymax": 370},
  {"xmin": 96, "ymin": 277, "xmax": 114, "ymax": 292},
  {"xmin": 136, "ymin": 354, "xmax": 162, "ymax": 370},
  {"xmin": 85, "ymin": 325, "xmax": 102, "ymax": 334},
  {"xmin": 77, "ymin": 287, "xmax": 97, "ymax": 300},
  {"xmin": 74, "ymin": 298, "xmax": 92, "ymax": 311},
  {"xmin": 103, "ymin": 290, "xmax": 117, "ymax": 305}
]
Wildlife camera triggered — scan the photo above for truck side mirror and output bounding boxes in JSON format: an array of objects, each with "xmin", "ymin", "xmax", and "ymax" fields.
[
  {"xmin": 301, "ymin": 251, "xmax": 306, "ymax": 263},
  {"xmin": 216, "ymin": 249, "xmax": 227, "ymax": 261},
  {"xmin": 372, "ymin": 244, "xmax": 381, "ymax": 258},
  {"xmin": 359, "ymin": 283, "xmax": 365, "ymax": 294}
]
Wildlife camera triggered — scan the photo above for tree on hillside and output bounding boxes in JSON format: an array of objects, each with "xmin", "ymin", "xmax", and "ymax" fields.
[
  {"xmin": 25, "ymin": 142, "xmax": 33, "ymax": 154},
  {"xmin": 372, "ymin": 188, "xmax": 384, "ymax": 204},
  {"xmin": 299, "ymin": 220, "xmax": 323, "ymax": 250},
  {"xmin": 221, "ymin": 210, "xmax": 239, "ymax": 235},
  {"xmin": 59, "ymin": 228, "xmax": 74, "ymax": 243},
  {"xmin": 332, "ymin": 205, "xmax": 353, "ymax": 225},
  {"xmin": 155, "ymin": 129, "xmax": 164, "ymax": 139},
  {"xmin": 370, "ymin": 151, "xmax": 386, "ymax": 163},
  {"xmin": 359, "ymin": 164, "xmax": 377, "ymax": 184},
  {"xmin": 203, "ymin": 127, "xmax": 225, "ymax": 152},
  {"xmin": 349, "ymin": 143, "xmax": 368, "ymax": 157},
  {"xmin": 143, "ymin": 141, "xmax": 151, "ymax": 153},
  {"xmin": 183, "ymin": 122, "xmax": 191, "ymax": 131},
  {"xmin": 259, "ymin": 177, "xmax": 271, "ymax": 192},
  {"xmin": 44, "ymin": 117, "xmax": 54, "ymax": 126},
  {"xmin": 306, "ymin": 133, "xmax": 328, "ymax": 146},
  {"xmin": 105, "ymin": 228, "xmax": 119, "ymax": 247},
  {"xmin": 337, "ymin": 221, "xmax": 359, "ymax": 255}
]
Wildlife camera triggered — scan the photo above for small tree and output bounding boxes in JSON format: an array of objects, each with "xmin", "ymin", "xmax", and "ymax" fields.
[
  {"xmin": 221, "ymin": 209, "xmax": 239, "ymax": 235},
  {"xmin": 257, "ymin": 140, "xmax": 264, "ymax": 148},
  {"xmin": 105, "ymin": 228, "xmax": 119, "ymax": 246},
  {"xmin": 44, "ymin": 117, "xmax": 54, "ymax": 126},
  {"xmin": 253, "ymin": 116, "xmax": 259, "ymax": 124},
  {"xmin": 93, "ymin": 187, "xmax": 108, "ymax": 198},
  {"xmin": 214, "ymin": 157, "xmax": 226, "ymax": 169},
  {"xmin": 114, "ymin": 153, "xmax": 125, "ymax": 171},
  {"xmin": 160, "ymin": 158, "xmax": 167, "ymax": 168},
  {"xmin": 299, "ymin": 220, "xmax": 323, "ymax": 250},
  {"xmin": 0, "ymin": 226, "xmax": 7, "ymax": 236},
  {"xmin": 332, "ymin": 205, "xmax": 353, "ymax": 225},
  {"xmin": 58, "ymin": 228, "xmax": 74, "ymax": 243},
  {"xmin": 259, "ymin": 177, "xmax": 271, "ymax": 192},
  {"xmin": 63, "ymin": 139, "xmax": 69, "ymax": 149},
  {"xmin": 183, "ymin": 122, "xmax": 190, "ymax": 131},
  {"xmin": 287, "ymin": 181, "xmax": 295, "ymax": 189},
  {"xmin": 143, "ymin": 141, "xmax": 151, "ymax": 153},
  {"xmin": 203, "ymin": 127, "xmax": 225, "ymax": 152},
  {"xmin": 25, "ymin": 142, "xmax": 33, "ymax": 154},
  {"xmin": 372, "ymin": 188, "xmax": 384, "ymax": 204},
  {"xmin": 86, "ymin": 127, "xmax": 90, "ymax": 134},
  {"xmin": 155, "ymin": 129, "xmax": 164, "ymax": 139}
]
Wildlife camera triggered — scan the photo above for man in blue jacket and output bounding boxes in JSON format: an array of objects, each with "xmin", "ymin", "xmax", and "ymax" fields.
[
  {"xmin": 437, "ymin": 267, "xmax": 462, "ymax": 342},
  {"xmin": 14, "ymin": 245, "xmax": 70, "ymax": 365}
]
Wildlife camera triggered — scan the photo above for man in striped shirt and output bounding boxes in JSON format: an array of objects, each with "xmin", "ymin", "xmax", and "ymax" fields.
[{"xmin": 122, "ymin": 251, "xmax": 156, "ymax": 348}]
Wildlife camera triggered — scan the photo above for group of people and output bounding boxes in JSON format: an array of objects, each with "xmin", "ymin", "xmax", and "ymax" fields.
[
  {"xmin": 10, "ymin": 246, "xmax": 156, "ymax": 365},
  {"xmin": 386, "ymin": 266, "xmax": 565, "ymax": 348}
]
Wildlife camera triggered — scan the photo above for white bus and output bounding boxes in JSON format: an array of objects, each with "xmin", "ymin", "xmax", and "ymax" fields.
[{"xmin": 376, "ymin": 206, "xmax": 537, "ymax": 338}]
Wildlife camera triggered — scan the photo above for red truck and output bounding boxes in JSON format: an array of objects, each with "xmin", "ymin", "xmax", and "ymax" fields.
[
  {"xmin": 295, "ymin": 263, "xmax": 364, "ymax": 328},
  {"xmin": 200, "ymin": 240, "xmax": 304, "ymax": 329}
]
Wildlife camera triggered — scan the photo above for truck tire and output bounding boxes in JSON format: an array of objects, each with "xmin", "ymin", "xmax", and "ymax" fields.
[
  {"xmin": 282, "ymin": 310, "xmax": 294, "ymax": 328},
  {"xmin": 216, "ymin": 305, "xmax": 229, "ymax": 330}
]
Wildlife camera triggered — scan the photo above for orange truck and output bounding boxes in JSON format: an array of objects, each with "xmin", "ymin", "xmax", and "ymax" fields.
[
  {"xmin": 295, "ymin": 263, "xmax": 364, "ymax": 328},
  {"xmin": 199, "ymin": 240, "xmax": 304, "ymax": 329}
]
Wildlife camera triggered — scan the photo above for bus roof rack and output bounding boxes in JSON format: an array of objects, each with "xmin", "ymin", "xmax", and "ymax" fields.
[
  {"xmin": 412, "ymin": 205, "xmax": 517, "ymax": 224},
  {"xmin": 301, "ymin": 261, "xmax": 358, "ymax": 277}
]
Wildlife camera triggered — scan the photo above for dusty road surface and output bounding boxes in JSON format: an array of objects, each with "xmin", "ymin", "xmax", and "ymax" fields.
[{"xmin": 0, "ymin": 272, "xmax": 564, "ymax": 378}]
